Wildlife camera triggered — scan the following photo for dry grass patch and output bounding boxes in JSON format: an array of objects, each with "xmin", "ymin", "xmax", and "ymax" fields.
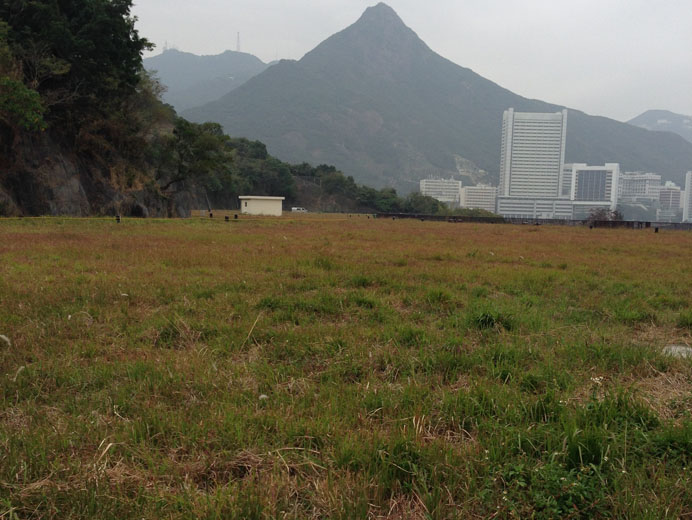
[
  {"xmin": 1, "ymin": 218, "xmax": 691, "ymax": 518},
  {"xmin": 634, "ymin": 370, "xmax": 692, "ymax": 422}
]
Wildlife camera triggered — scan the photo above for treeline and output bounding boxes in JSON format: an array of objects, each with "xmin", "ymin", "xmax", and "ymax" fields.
[
  {"xmin": 151, "ymin": 122, "xmax": 496, "ymax": 214},
  {"xmin": 151, "ymin": 120, "xmax": 456, "ymax": 213},
  {"xmin": 147, "ymin": 118, "xmax": 296, "ymax": 207}
]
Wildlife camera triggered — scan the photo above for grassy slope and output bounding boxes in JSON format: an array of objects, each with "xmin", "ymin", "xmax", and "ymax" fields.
[{"xmin": 1, "ymin": 217, "xmax": 691, "ymax": 518}]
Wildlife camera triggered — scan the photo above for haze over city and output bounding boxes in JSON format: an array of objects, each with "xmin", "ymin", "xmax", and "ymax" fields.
[{"xmin": 132, "ymin": 0, "xmax": 692, "ymax": 122}]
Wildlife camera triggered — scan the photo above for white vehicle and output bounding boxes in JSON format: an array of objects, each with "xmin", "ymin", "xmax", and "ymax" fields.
[{"xmin": 291, "ymin": 207, "xmax": 308, "ymax": 213}]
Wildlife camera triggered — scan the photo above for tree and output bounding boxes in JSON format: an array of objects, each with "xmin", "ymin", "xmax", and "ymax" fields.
[
  {"xmin": 0, "ymin": 22, "xmax": 45, "ymax": 132},
  {"xmin": 156, "ymin": 118, "xmax": 232, "ymax": 192},
  {"xmin": 1, "ymin": 0, "xmax": 151, "ymax": 124},
  {"xmin": 401, "ymin": 192, "xmax": 445, "ymax": 214},
  {"xmin": 587, "ymin": 207, "xmax": 623, "ymax": 223},
  {"xmin": 0, "ymin": 76, "xmax": 46, "ymax": 131},
  {"xmin": 322, "ymin": 171, "xmax": 357, "ymax": 198}
]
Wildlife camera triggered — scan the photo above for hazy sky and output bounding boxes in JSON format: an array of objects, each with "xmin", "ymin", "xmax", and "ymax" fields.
[{"xmin": 131, "ymin": 0, "xmax": 692, "ymax": 122}]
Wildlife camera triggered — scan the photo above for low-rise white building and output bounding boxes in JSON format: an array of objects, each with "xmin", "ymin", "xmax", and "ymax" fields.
[
  {"xmin": 419, "ymin": 177, "xmax": 461, "ymax": 206},
  {"xmin": 460, "ymin": 184, "xmax": 498, "ymax": 213},
  {"xmin": 239, "ymin": 196, "xmax": 285, "ymax": 216},
  {"xmin": 659, "ymin": 182, "xmax": 682, "ymax": 210},
  {"xmin": 618, "ymin": 172, "xmax": 661, "ymax": 202},
  {"xmin": 496, "ymin": 198, "xmax": 573, "ymax": 219},
  {"xmin": 569, "ymin": 163, "xmax": 620, "ymax": 219}
]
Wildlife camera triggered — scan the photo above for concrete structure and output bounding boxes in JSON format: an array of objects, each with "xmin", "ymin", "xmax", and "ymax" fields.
[
  {"xmin": 419, "ymin": 177, "xmax": 462, "ymax": 206},
  {"xmin": 239, "ymin": 196, "xmax": 285, "ymax": 216},
  {"xmin": 499, "ymin": 108, "xmax": 568, "ymax": 199},
  {"xmin": 618, "ymin": 172, "xmax": 661, "ymax": 202},
  {"xmin": 460, "ymin": 184, "xmax": 498, "ymax": 213},
  {"xmin": 683, "ymin": 172, "xmax": 692, "ymax": 222},
  {"xmin": 569, "ymin": 163, "xmax": 620, "ymax": 218},
  {"xmin": 496, "ymin": 198, "xmax": 573, "ymax": 219},
  {"xmin": 561, "ymin": 164, "xmax": 573, "ymax": 198},
  {"xmin": 657, "ymin": 182, "xmax": 682, "ymax": 222},
  {"xmin": 659, "ymin": 182, "xmax": 682, "ymax": 210},
  {"xmin": 498, "ymin": 109, "xmax": 568, "ymax": 218},
  {"xmin": 570, "ymin": 164, "xmax": 619, "ymax": 205}
]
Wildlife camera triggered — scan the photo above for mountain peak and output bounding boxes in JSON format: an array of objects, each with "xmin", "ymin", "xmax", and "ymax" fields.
[
  {"xmin": 300, "ymin": 2, "xmax": 426, "ymax": 68},
  {"xmin": 361, "ymin": 3, "xmax": 400, "ymax": 20},
  {"xmin": 356, "ymin": 2, "xmax": 409, "ymax": 30}
]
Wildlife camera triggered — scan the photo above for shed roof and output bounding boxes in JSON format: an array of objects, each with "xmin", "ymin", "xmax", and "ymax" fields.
[{"xmin": 238, "ymin": 196, "xmax": 286, "ymax": 201}]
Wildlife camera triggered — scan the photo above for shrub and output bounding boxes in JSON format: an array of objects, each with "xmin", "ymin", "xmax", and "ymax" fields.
[
  {"xmin": 677, "ymin": 310, "xmax": 692, "ymax": 330},
  {"xmin": 469, "ymin": 309, "xmax": 514, "ymax": 331}
]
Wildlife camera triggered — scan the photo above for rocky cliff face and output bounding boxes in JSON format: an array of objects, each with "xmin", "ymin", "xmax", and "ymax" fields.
[{"xmin": 0, "ymin": 132, "xmax": 205, "ymax": 217}]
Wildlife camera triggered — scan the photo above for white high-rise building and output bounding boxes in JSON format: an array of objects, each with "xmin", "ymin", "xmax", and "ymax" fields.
[
  {"xmin": 460, "ymin": 184, "xmax": 498, "ymax": 213},
  {"xmin": 499, "ymin": 109, "xmax": 568, "ymax": 199},
  {"xmin": 683, "ymin": 171, "xmax": 692, "ymax": 222},
  {"xmin": 497, "ymin": 109, "xmax": 569, "ymax": 218},
  {"xmin": 419, "ymin": 178, "xmax": 461, "ymax": 206}
]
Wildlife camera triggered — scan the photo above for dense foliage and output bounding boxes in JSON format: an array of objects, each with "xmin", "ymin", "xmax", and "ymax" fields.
[
  {"xmin": 587, "ymin": 207, "xmax": 624, "ymax": 223},
  {"xmin": 1, "ymin": 0, "xmax": 158, "ymax": 180},
  {"xmin": 0, "ymin": 21, "xmax": 45, "ymax": 133},
  {"xmin": 1, "ymin": 0, "xmax": 151, "ymax": 126}
]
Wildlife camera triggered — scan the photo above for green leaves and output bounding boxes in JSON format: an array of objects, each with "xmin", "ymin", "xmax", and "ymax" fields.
[
  {"xmin": 0, "ymin": 76, "xmax": 46, "ymax": 131},
  {"xmin": 1, "ymin": 0, "xmax": 151, "ymax": 125},
  {"xmin": 153, "ymin": 118, "xmax": 297, "ymax": 203}
]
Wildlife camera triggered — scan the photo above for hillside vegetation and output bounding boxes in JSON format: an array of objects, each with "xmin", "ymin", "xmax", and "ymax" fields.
[{"xmin": 1, "ymin": 218, "xmax": 691, "ymax": 518}]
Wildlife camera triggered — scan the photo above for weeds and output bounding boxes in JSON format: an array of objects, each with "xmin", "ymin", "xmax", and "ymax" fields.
[
  {"xmin": 469, "ymin": 308, "xmax": 514, "ymax": 331},
  {"xmin": 677, "ymin": 310, "xmax": 692, "ymax": 329}
]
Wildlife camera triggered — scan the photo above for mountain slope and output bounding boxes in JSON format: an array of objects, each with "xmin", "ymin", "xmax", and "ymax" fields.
[
  {"xmin": 184, "ymin": 3, "xmax": 692, "ymax": 191},
  {"xmin": 144, "ymin": 49, "xmax": 268, "ymax": 112},
  {"xmin": 628, "ymin": 109, "xmax": 692, "ymax": 144}
]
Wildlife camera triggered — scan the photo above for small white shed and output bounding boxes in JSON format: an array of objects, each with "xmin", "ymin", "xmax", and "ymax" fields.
[{"xmin": 238, "ymin": 196, "xmax": 285, "ymax": 216}]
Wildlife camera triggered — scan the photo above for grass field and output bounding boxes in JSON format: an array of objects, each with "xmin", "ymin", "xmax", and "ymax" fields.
[{"xmin": 1, "ymin": 216, "xmax": 691, "ymax": 519}]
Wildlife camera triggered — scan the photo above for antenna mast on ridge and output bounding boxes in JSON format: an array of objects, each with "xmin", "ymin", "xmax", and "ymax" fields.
[{"xmin": 236, "ymin": 32, "xmax": 241, "ymax": 52}]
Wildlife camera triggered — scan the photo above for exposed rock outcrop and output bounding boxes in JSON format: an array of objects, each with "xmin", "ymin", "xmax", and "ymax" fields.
[{"xmin": 0, "ymin": 132, "xmax": 204, "ymax": 217}]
